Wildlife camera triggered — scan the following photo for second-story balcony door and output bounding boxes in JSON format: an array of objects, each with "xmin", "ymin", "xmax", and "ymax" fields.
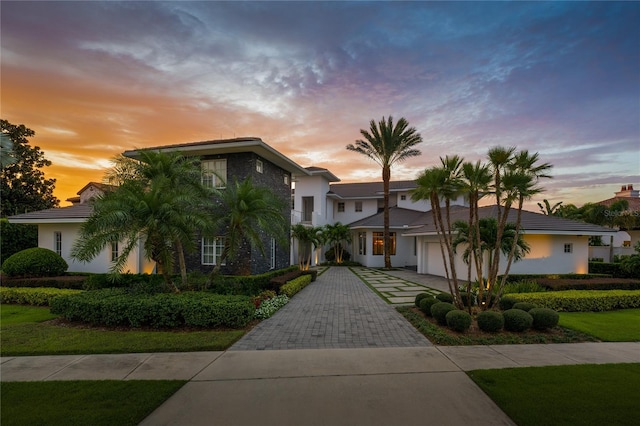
[{"xmin": 302, "ymin": 196, "xmax": 314, "ymax": 223}]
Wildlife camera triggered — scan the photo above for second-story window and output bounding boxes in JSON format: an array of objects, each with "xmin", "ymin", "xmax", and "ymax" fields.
[
  {"xmin": 355, "ymin": 201, "xmax": 363, "ymax": 212},
  {"xmin": 400, "ymin": 195, "xmax": 407, "ymax": 201},
  {"xmin": 338, "ymin": 202, "xmax": 345, "ymax": 212},
  {"xmin": 202, "ymin": 159, "xmax": 227, "ymax": 189},
  {"xmin": 256, "ymin": 159, "xmax": 263, "ymax": 173}
]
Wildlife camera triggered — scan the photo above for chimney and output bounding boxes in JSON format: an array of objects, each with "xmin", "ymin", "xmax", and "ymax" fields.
[
  {"xmin": 629, "ymin": 184, "xmax": 634, "ymax": 191},
  {"xmin": 621, "ymin": 185, "xmax": 627, "ymax": 191}
]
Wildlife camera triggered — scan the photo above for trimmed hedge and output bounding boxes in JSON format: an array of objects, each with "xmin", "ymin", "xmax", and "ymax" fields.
[
  {"xmin": 509, "ymin": 290, "xmax": 640, "ymax": 312},
  {"xmin": 529, "ymin": 308, "xmax": 560, "ymax": 330},
  {"xmin": 499, "ymin": 296, "xmax": 518, "ymax": 311},
  {"xmin": 476, "ymin": 311, "xmax": 504, "ymax": 332},
  {"xmin": 431, "ymin": 302, "xmax": 456, "ymax": 325},
  {"xmin": 501, "ymin": 273, "xmax": 612, "ymax": 283},
  {"xmin": 537, "ymin": 278, "xmax": 640, "ymax": 291},
  {"xmin": 0, "ymin": 276, "xmax": 86, "ymax": 290},
  {"xmin": 512, "ymin": 302, "xmax": 537, "ymax": 312},
  {"xmin": 445, "ymin": 310, "xmax": 472, "ymax": 332},
  {"xmin": 589, "ymin": 261, "xmax": 635, "ymax": 278},
  {"xmin": 436, "ymin": 293, "xmax": 454, "ymax": 303},
  {"xmin": 50, "ymin": 289, "xmax": 254, "ymax": 328},
  {"xmin": 280, "ymin": 274, "xmax": 313, "ymax": 298},
  {"xmin": 419, "ymin": 297, "xmax": 438, "ymax": 316},
  {"xmin": 209, "ymin": 266, "xmax": 299, "ymax": 295},
  {"xmin": 415, "ymin": 292, "xmax": 431, "ymax": 308},
  {"xmin": 1, "ymin": 248, "xmax": 68, "ymax": 277},
  {"xmin": 503, "ymin": 309, "xmax": 533, "ymax": 332},
  {"xmin": 0, "ymin": 286, "xmax": 83, "ymax": 306}
]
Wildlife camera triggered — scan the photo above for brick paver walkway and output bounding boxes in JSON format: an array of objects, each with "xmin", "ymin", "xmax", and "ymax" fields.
[
  {"xmin": 350, "ymin": 267, "xmax": 442, "ymax": 304},
  {"xmin": 230, "ymin": 267, "xmax": 431, "ymax": 350}
]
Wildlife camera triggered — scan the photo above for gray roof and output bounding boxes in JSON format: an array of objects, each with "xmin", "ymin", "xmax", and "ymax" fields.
[
  {"xmin": 329, "ymin": 180, "xmax": 417, "ymax": 199},
  {"xmin": 348, "ymin": 206, "xmax": 429, "ymax": 229},
  {"xmin": 8, "ymin": 203, "xmax": 94, "ymax": 223},
  {"xmin": 403, "ymin": 205, "xmax": 617, "ymax": 236}
]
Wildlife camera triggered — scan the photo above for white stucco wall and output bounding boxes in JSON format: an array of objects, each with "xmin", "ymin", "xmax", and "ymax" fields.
[
  {"xmin": 334, "ymin": 199, "xmax": 379, "ymax": 225},
  {"xmin": 350, "ymin": 230, "xmax": 417, "ymax": 268},
  {"xmin": 38, "ymin": 223, "xmax": 152, "ymax": 274}
]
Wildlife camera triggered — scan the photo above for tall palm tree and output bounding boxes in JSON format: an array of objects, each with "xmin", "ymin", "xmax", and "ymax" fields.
[
  {"xmin": 346, "ymin": 116, "xmax": 422, "ymax": 268},
  {"xmin": 323, "ymin": 222, "xmax": 352, "ymax": 264},
  {"xmin": 72, "ymin": 151, "xmax": 213, "ymax": 292},
  {"xmin": 209, "ymin": 176, "xmax": 288, "ymax": 277}
]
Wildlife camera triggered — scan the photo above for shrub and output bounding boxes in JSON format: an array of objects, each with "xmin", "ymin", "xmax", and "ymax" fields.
[
  {"xmin": 458, "ymin": 291, "xmax": 473, "ymax": 307},
  {"xmin": 0, "ymin": 286, "xmax": 83, "ymax": 306},
  {"xmin": 419, "ymin": 297, "xmax": 438, "ymax": 316},
  {"xmin": 431, "ymin": 302, "xmax": 456, "ymax": 325},
  {"xmin": 503, "ymin": 309, "xmax": 533, "ymax": 332},
  {"xmin": 512, "ymin": 302, "xmax": 537, "ymax": 312},
  {"xmin": 254, "ymin": 294, "xmax": 289, "ymax": 319},
  {"xmin": 502, "ymin": 280, "xmax": 546, "ymax": 294},
  {"xmin": 589, "ymin": 261, "xmax": 635, "ymax": 278},
  {"xmin": 509, "ymin": 290, "xmax": 640, "ymax": 312},
  {"xmin": 436, "ymin": 293, "xmax": 454, "ymax": 303},
  {"xmin": 476, "ymin": 311, "xmax": 504, "ymax": 332},
  {"xmin": 84, "ymin": 273, "xmax": 167, "ymax": 291},
  {"xmin": 50, "ymin": 289, "xmax": 255, "ymax": 328},
  {"xmin": 324, "ymin": 246, "xmax": 351, "ymax": 263},
  {"xmin": 529, "ymin": 308, "xmax": 560, "ymax": 330},
  {"xmin": 415, "ymin": 292, "xmax": 431, "ymax": 307},
  {"xmin": 2, "ymin": 248, "xmax": 68, "ymax": 277},
  {"xmin": 280, "ymin": 274, "xmax": 312, "ymax": 298},
  {"xmin": 0, "ymin": 276, "xmax": 85, "ymax": 290},
  {"xmin": 499, "ymin": 296, "xmax": 518, "ymax": 311},
  {"xmin": 445, "ymin": 310, "xmax": 472, "ymax": 332},
  {"xmin": 0, "ymin": 219, "xmax": 37, "ymax": 264}
]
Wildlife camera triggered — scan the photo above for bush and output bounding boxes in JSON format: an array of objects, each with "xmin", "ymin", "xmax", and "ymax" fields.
[
  {"xmin": 503, "ymin": 309, "xmax": 533, "ymax": 332},
  {"xmin": 512, "ymin": 302, "xmax": 537, "ymax": 312},
  {"xmin": 280, "ymin": 274, "xmax": 312, "ymax": 298},
  {"xmin": 1, "ymin": 248, "xmax": 68, "ymax": 278},
  {"xmin": 509, "ymin": 290, "xmax": 640, "ymax": 312},
  {"xmin": 50, "ymin": 289, "xmax": 254, "ymax": 328},
  {"xmin": 84, "ymin": 273, "xmax": 168, "ymax": 291},
  {"xmin": 529, "ymin": 308, "xmax": 560, "ymax": 330},
  {"xmin": 0, "ymin": 286, "xmax": 83, "ymax": 306},
  {"xmin": 431, "ymin": 302, "xmax": 456, "ymax": 325},
  {"xmin": 419, "ymin": 297, "xmax": 438, "ymax": 316},
  {"xmin": 499, "ymin": 296, "xmax": 518, "ymax": 311},
  {"xmin": 415, "ymin": 292, "xmax": 431, "ymax": 307},
  {"xmin": 445, "ymin": 310, "xmax": 472, "ymax": 332},
  {"xmin": 0, "ymin": 219, "xmax": 37, "ymax": 264},
  {"xmin": 324, "ymin": 246, "xmax": 351, "ymax": 263},
  {"xmin": 476, "ymin": 311, "xmax": 504, "ymax": 332},
  {"xmin": 209, "ymin": 266, "xmax": 299, "ymax": 295},
  {"xmin": 502, "ymin": 280, "xmax": 546, "ymax": 294},
  {"xmin": 458, "ymin": 291, "xmax": 474, "ymax": 307},
  {"xmin": 589, "ymin": 261, "xmax": 635, "ymax": 278},
  {"xmin": 0, "ymin": 276, "xmax": 86, "ymax": 290},
  {"xmin": 436, "ymin": 293, "xmax": 454, "ymax": 303},
  {"xmin": 254, "ymin": 294, "xmax": 289, "ymax": 319}
]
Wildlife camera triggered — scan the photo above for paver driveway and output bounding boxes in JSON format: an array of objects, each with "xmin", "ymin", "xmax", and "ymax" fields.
[{"xmin": 230, "ymin": 267, "xmax": 431, "ymax": 350}]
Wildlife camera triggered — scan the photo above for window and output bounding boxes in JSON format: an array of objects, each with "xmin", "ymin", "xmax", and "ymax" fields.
[
  {"xmin": 284, "ymin": 175, "xmax": 290, "ymax": 185},
  {"xmin": 400, "ymin": 195, "xmax": 406, "ymax": 201},
  {"xmin": 270, "ymin": 238, "xmax": 276, "ymax": 270},
  {"xmin": 358, "ymin": 232, "xmax": 367, "ymax": 255},
  {"xmin": 202, "ymin": 236, "xmax": 226, "ymax": 265},
  {"xmin": 111, "ymin": 241, "xmax": 119, "ymax": 262},
  {"xmin": 338, "ymin": 202, "xmax": 345, "ymax": 212},
  {"xmin": 256, "ymin": 159, "xmax": 263, "ymax": 173},
  {"xmin": 355, "ymin": 201, "xmax": 363, "ymax": 212},
  {"xmin": 201, "ymin": 159, "xmax": 227, "ymax": 188},
  {"xmin": 564, "ymin": 243, "xmax": 573, "ymax": 253},
  {"xmin": 54, "ymin": 232, "xmax": 62, "ymax": 256},
  {"xmin": 302, "ymin": 196, "xmax": 314, "ymax": 222},
  {"xmin": 373, "ymin": 232, "xmax": 396, "ymax": 255}
]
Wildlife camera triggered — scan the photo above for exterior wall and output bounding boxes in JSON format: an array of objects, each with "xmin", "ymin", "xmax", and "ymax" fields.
[
  {"xmin": 38, "ymin": 223, "xmax": 151, "ymax": 274},
  {"xmin": 350, "ymin": 230, "xmax": 417, "ymax": 268},
  {"xmin": 416, "ymin": 234, "xmax": 590, "ymax": 278},
  {"xmin": 334, "ymin": 199, "xmax": 379, "ymax": 225},
  {"xmin": 397, "ymin": 191, "xmax": 431, "ymax": 211},
  {"xmin": 292, "ymin": 175, "xmax": 330, "ymax": 227}
]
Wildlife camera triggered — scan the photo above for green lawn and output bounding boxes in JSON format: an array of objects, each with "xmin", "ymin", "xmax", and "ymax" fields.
[
  {"xmin": 1, "ymin": 380, "xmax": 187, "ymax": 426},
  {"xmin": 559, "ymin": 309, "xmax": 640, "ymax": 341},
  {"xmin": 0, "ymin": 304, "xmax": 246, "ymax": 356},
  {"xmin": 469, "ymin": 363, "xmax": 640, "ymax": 426}
]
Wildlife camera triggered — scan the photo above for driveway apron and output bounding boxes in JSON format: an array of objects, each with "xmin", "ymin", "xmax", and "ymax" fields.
[{"xmin": 230, "ymin": 267, "xmax": 431, "ymax": 350}]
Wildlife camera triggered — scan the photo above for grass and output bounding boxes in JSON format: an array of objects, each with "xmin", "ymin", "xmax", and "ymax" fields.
[
  {"xmin": 559, "ymin": 309, "xmax": 640, "ymax": 341},
  {"xmin": 1, "ymin": 380, "xmax": 187, "ymax": 426},
  {"xmin": 469, "ymin": 363, "xmax": 640, "ymax": 426},
  {"xmin": 0, "ymin": 304, "xmax": 246, "ymax": 356},
  {"xmin": 397, "ymin": 306, "xmax": 598, "ymax": 345}
]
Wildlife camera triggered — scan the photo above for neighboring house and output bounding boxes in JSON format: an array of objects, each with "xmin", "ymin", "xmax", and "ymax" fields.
[
  {"xmin": 7, "ymin": 182, "xmax": 154, "ymax": 274},
  {"xmin": 591, "ymin": 184, "xmax": 640, "ymax": 261}
]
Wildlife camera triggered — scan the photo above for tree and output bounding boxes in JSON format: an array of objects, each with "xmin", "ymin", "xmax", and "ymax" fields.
[
  {"xmin": 72, "ymin": 151, "xmax": 213, "ymax": 292},
  {"xmin": 346, "ymin": 116, "xmax": 422, "ymax": 268},
  {"xmin": 538, "ymin": 199, "xmax": 563, "ymax": 216},
  {"xmin": 1, "ymin": 119, "xmax": 59, "ymax": 216},
  {"xmin": 0, "ymin": 218, "xmax": 37, "ymax": 264},
  {"xmin": 323, "ymin": 222, "xmax": 352, "ymax": 264},
  {"xmin": 291, "ymin": 224, "xmax": 323, "ymax": 271},
  {"xmin": 209, "ymin": 176, "xmax": 288, "ymax": 277}
]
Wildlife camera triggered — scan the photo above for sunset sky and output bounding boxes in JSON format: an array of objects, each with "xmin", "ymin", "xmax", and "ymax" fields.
[{"xmin": 2, "ymin": 1, "xmax": 639, "ymax": 209}]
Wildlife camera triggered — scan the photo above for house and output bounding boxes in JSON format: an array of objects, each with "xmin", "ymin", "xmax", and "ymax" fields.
[
  {"xmin": 7, "ymin": 182, "xmax": 154, "ymax": 274},
  {"xmin": 591, "ymin": 184, "xmax": 640, "ymax": 261}
]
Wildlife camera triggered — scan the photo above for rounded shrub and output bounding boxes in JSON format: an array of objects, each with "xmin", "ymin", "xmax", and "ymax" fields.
[
  {"xmin": 529, "ymin": 308, "xmax": 560, "ymax": 330},
  {"xmin": 476, "ymin": 310, "xmax": 504, "ymax": 333},
  {"xmin": 512, "ymin": 302, "xmax": 537, "ymax": 312},
  {"xmin": 498, "ymin": 296, "xmax": 518, "ymax": 311},
  {"xmin": 431, "ymin": 302, "xmax": 456, "ymax": 325},
  {"xmin": 503, "ymin": 309, "xmax": 534, "ymax": 332},
  {"xmin": 415, "ymin": 292, "xmax": 431, "ymax": 308},
  {"xmin": 419, "ymin": 296, "xmax": 438, "ymax": 316},
  {"xmin": 445, "ymin": 310, "xmax": 472, "ymax": 332},
  {"xmin": 1, "ymin": 247, "xmax": 68, "ymax": 277},
  {"xmin": 436, "ymin": 292, "xmax": 454, "ymax": 303}
]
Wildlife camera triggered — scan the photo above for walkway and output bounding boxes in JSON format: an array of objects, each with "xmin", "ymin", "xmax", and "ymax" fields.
[{"xmin": 230, "ymin": 266, "xmax": 431, "ymax": 350}]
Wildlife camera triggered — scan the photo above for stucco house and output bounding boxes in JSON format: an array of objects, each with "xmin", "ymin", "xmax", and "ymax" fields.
[{"xmin": 591, "ymin": 184, "xmax": 640, "ymax": 261}]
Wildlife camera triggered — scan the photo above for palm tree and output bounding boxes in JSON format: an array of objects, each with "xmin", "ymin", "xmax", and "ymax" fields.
[
  {"xmin": 538, "ymin": 199, "xmax": 563, "ymax": 216},
  {"xmin": 209, "ymin": 176, "xmax": 288, "ymax": 277},
  {"xmin": 346, "ymin": 116, "xmax": 422, "ymax": 268},
  {"xmin": 291, "ymin": 224, "xmax": 323, "ymax": 270},
  {"xmin": 72, "ymin": 151, "xmax": 213, "ymax": 292},
  {"xmin": 323, "ymin": 222, "xmax": 352, "ymax": 264}
]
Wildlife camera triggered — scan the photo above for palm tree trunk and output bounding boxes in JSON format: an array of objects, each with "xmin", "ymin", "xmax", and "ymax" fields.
[
  {"xmin": 175, "ymin": 239, "xmax": 188, "ymax": 288},
  {"xmin": 383, "ymin": 165, "xmax": 391, "ymax": 269},
  {"xmin": 494, "ymin": 197, "xmax": 525, "ymax": 306}
]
